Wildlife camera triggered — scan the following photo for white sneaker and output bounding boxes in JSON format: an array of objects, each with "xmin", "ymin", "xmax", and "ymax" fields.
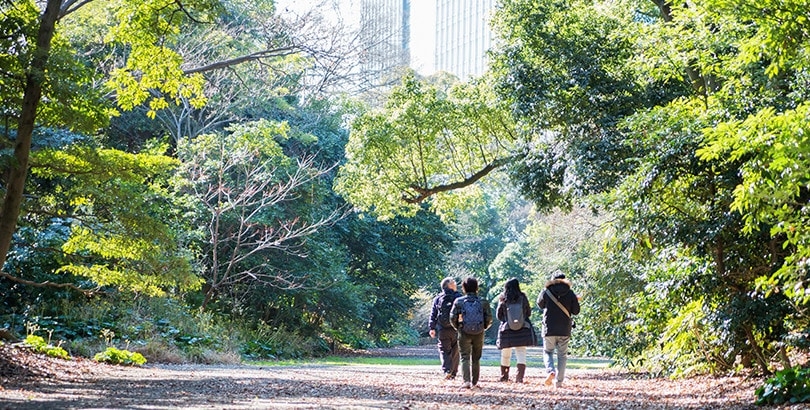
[
  {"xmin": 544, "ymin": 372, "xmax": 555, "ymax": 386},
  {"xmin": 460, "ymin": 381, "xmax": 471, "ymax": 389}
]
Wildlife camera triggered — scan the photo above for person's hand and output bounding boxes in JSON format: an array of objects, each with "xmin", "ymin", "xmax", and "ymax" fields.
[{"xmin": 429, "ymin": 329, "xmax": 436, "ymax": 338}]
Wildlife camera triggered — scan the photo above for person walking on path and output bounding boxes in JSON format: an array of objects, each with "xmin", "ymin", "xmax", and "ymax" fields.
[
  {"xmin": 428, "ymin": 277, "xmax": 461, "ymax": 379},
  {"xmin": 450, "ymin": 276, "xmax": 493, "ymax": 389},
  {"xmin": 495, "ymin": 278, "xmax": 535, "ymax": 383},
  {"xmin": 537, "ymin": 271, "xmax": 580, "ymax": 388}
]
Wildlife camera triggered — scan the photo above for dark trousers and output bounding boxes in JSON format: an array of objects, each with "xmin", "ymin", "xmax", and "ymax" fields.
[
  {"xmin": 437, "ymin": 328, "xmax": 459, "ymax": 376},
  {"xmin": 458, "ymin": 331, "xmax": 485, "ymax": 384}
]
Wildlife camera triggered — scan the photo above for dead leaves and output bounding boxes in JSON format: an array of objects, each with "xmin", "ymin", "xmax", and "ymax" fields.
[{"xmin": 0, "ymin": 344, "xmax": 783, "ymax": 409}]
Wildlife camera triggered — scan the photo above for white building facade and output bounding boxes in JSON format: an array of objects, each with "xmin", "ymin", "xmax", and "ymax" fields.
[
  {"xmin": 360, "ymin": 0, "xmax": 411, "ymax": 82},
  {"xmin": 434, "ymin": 0, "xmax": 495, "ymax": 80}
]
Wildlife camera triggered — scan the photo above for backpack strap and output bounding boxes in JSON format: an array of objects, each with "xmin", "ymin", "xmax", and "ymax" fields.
[{"xmin": 544, "ymin": 289, "xmax": 570, "ymax": 318}]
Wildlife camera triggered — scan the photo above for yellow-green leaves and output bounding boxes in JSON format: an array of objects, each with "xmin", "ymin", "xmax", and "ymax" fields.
[
  {"xmin": 30, "ymin": 145, "xmax": 200, "ymax": 297},
  {"xmin": 699, "ymin": 103, "xmax": 810, "ymax": 302},
  {"xmin": 104, "ymin": 0, "xmax": 215, "ymax": 117},
  {"xmin": 710, "ymin": 0, "xmax": 810, "ymax": 77},
  {"xmin": 335, "ymin": 74, "xmax": 517, "ymax": 220}
]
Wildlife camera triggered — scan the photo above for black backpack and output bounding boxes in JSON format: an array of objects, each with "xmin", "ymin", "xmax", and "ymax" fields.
[
  {"xmin": 437, "ymin": 291, "xmax": 456, "ymax": 328},
  {"xmin": 505, "ymin": 300, "xmax": 525, "ymax": 330},
  {"xmin": 459, "ymin": 296, "xmax": 485, "ymax": 335}
]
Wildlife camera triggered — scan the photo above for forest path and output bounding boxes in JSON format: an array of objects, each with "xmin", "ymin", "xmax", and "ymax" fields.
[{"xmin": 0, "ymin": 344, "xmax": 773, "ymax": 409}]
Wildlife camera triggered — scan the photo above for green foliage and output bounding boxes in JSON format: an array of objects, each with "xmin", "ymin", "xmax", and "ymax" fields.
[
  {"xmin": 23, "ymin": 335, "xmax": 70, "ymax": 360},
  {"xmin": 0, "ymin": 1, "xmax": 111, "ymax": 133},
  {"xmin": 491, "ymin": 0, "xmax": 676, "ymax": 211},
  {"xmin": 756, "ymin": 366, "xmax": 810, "ymax": 405},
  {"xmin": 27, "ymin": 142, "xmax": 201, "ymax": 296},
  {"xmin": 335, "ymin": 73, "xmax": 518, "ymax": 219},
  {"xmin": 94, "ymin": 347, "xmax": 147, "ymax": 366},
  {"xmin": 341, "ymin": 209, "xmax": 454, "ymax": 343},
  {"xmin": 488, "ymin": 0, "xmax": 810, "ymax": 376},
  {"xmin": 102, "ymin": 0, "xmax": 217, "ymax": 117},
  {"xmin": 698, "ymin": 103, "xmax": 810, "ymax": 305},
  {"xmin": 639, "ymin": 299, "xmax": 722, "ymax": 377}
]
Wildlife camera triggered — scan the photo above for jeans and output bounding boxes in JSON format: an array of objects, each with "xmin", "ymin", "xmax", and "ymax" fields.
[
  {"xmin": 500, "ymin": 346, "xmax": 527, "ymax": 366},
  {"xmin": 458, "ymin": 331, "xmax": 485, "ymax": 384},
  {"xmin": 437, "ymin": 328, "xmax": 459, "ymax": 376},
  {"xmin": 543, "ymin": 335, "xmax": 570, "ymax": 384}
]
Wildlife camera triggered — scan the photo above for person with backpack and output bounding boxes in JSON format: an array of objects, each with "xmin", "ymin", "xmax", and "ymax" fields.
[
  {"xmin": 449, "ymin": 276, "xmax": 492, "ymax": 389},
  {"xmin": 495, "ymin": 278, "xmax": 535, "ymax": 383},
  {"xmin": 428, "ymin": 277, "xmax": 461, "ymax": 379},
  {"xmin": 537, "ymin": 270, "xmax": 580, "ymax": 388}
]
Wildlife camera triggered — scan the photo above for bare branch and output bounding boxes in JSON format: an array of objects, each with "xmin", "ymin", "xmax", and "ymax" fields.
[{"xmin": 183, "ymin": 47, "xmax": 299, "ymax": 75}]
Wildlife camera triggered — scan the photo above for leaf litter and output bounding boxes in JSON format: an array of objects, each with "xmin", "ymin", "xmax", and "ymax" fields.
[{"xmin": 0, "ymin": 344, "xmax": 793, "ymax": 409}]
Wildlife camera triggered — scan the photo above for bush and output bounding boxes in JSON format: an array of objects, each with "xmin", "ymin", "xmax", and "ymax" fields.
[
  {"xmin": 756, "ymin": 366, "xmax": 810, "ymax": 405},
  {"xmin": 22, "ymin": 335, "xmax": 70, "ymax": 360},
  {"xmin": 94, "ymin": 347, "xmax": 147, "ymax": 366}
]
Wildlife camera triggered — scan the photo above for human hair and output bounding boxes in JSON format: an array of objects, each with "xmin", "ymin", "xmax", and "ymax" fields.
[
  {"xmin": 461, "ymin": 276, "xmax": 478, "ymax": 294},
  {"xmin": 500, "ymin": 278, "xmax": 521, "ymax": 303},
  {"xmin": 440, "ymin": 277, "xmax": 455, "ymax": 290}
]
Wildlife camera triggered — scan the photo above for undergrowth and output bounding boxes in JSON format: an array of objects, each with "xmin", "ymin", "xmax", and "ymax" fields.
[
  {"xmin": 2, "ymin": 294, "xmax": 330, "ymax": 364},
  {"xmin": 756, "ymin": 366, "xmax": 810, "ymax": 405}
]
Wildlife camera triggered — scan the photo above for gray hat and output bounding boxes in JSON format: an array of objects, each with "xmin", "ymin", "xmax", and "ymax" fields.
[{"xmin": 552, "ymin": 270, "xmax": 566, "ymax": 280}]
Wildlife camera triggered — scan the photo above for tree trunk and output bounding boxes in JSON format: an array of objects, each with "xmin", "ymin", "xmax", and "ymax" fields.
[
  {"xmin": 0, "ymin": 0, "xmax": 62, "ymax": 270},
  {"xmin": 742, "ymin": 323, "xmax": 771, "ymax": 373}
]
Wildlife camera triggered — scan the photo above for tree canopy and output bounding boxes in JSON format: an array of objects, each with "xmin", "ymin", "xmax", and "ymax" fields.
[{"xmin": 335, "ymin": 73, "xmax": 519, "ymax": 219}]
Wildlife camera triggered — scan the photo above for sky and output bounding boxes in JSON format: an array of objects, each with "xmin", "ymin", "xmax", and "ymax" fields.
[{"xmin": 275, "ymin": 0, "xmax": 436, "ymax": 74}]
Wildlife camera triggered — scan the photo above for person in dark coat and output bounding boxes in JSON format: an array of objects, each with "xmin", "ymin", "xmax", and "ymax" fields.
[
  {"xmin": 537, "ymin": 271, "xmax": 580, "ymax": 388},
  {"xmin": 495, "ymin": 278, "xmax": 534, "ymax": 383},
  {"xmin": 428, "ymin": 277, "xmax": 461, "ymax": 379}
]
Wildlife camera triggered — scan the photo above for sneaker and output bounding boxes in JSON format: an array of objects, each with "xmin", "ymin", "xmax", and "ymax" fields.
[
  {"xmin": 544, "ymin": 372, "xmax": 556, "ymax": 386},
  {"xmin": 444, "ymin": 373, "xmax": 455, "ymax": 380},
  {"xmin": 472, "ymin": 383, "xmax": 482, "ymax": 389},
  {"xmin": 555, "ymin": 381, "xmax": 563, "ymax": 388},
  {"xmin": 460, "ymin": 381, "xmax": 472, "ymax": 389}
]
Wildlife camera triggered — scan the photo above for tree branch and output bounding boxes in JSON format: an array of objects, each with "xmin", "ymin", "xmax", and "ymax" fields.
[
  {"xmin": 183, "ymin": 47, "xmax": 299, "ymax": 75},
  {"xmin": 403, "ymin": 156, "xmax": 514, "ymax": 204},
  {"xmin": 0, "ymin": 270, "xmax": 100, "ymax": 297}
]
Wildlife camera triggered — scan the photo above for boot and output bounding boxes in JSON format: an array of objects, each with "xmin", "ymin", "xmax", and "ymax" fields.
[
  {"xmin": 499, "ymin": 366, "xmax": 510, "ymax": 382},
  {"xmin": 516, "ymin": 364, "xmax": 526, "ymax": 383}
]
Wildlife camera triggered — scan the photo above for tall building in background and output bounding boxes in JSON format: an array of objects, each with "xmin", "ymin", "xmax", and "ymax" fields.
[
  {"xmin": 360, "ymin": 0, "xmax": 411, "ymax": 86},
  {"xmin": 434, "ymin": 0, "xmax": 495, "ymax": 80}
]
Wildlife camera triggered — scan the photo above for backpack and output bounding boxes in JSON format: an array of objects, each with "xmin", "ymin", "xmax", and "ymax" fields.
[
  {"xmin": 459, "ymin": 296, "xmax": 485, "ymax": 335},
  {"xmin": 506, "ymin": 300, "xmax": 525, "ymax": 330},
  {"xmin": 437, "ymin": 292, "xmax": 456, "ymax": 328}
]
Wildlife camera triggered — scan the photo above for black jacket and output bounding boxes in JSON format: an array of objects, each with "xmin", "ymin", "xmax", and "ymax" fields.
[
  {"xmin": 496, "ymin": 292, "xmax": 534, "ymax": 348},
  {"xmin": 537, "ymin": 278, "xmax": 580, "ymax": 337},
  {"xmin": 429, "ymin": 288, "xmax": 461, "ymax": 332}
]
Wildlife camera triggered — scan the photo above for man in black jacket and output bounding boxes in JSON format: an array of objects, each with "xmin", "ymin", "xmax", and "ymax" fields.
[
  {"xmin": 428, "ymin": 277, "xmax": 461, "ymax": 379},
  {"xmin": 537, "ymin": 271, "xmax": 580, "ymax": 388}
]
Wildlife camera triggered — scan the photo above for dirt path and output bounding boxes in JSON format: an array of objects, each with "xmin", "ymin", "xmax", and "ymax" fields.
[{"xmin": 0, "ymin": 345, "xmax": 779, "ymax": 409}]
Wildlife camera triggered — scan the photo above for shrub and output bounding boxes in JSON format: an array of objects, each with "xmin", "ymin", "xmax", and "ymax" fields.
[
  {"xmin": 94, "ymin": 347, "xmax": 147, "ymax": 366},
  {"xmin": 22, "ymin": 335, "xmax": 70, "ymax": 360},
  {"xmin": 756, "ymin": 366, "xmax": 810, "ymax": 405},
  {"xmin": 134, "ymin": 339, "xmax": 184, "ymax": 363}
]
